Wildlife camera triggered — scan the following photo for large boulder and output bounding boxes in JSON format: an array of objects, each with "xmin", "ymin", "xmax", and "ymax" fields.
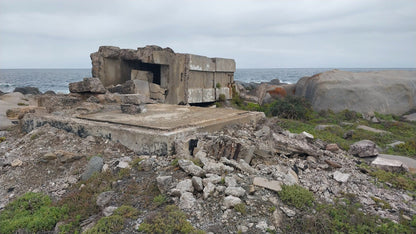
[
  {"xmin": 69, "ymin": 77, "xmax": 106, "ymax": 94},
  {"xmin": 349, "ymin": 140, "xmax": 378, "ymax": 157},
  {"xmin": 13, "ymin": 86, "xmax": 41, "ymax": 95},
  {"xmin": 295, "ymin": 70, "xmax": 416, "ymax": 115}
]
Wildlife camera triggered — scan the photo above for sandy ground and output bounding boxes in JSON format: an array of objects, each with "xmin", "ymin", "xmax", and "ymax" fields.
[{"xmin": 0, "ymin": 92, "xmax": 37, "ymax": 130}]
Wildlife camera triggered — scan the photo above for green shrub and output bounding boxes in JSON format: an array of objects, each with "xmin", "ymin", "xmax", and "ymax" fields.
[
  {"xmin": 84, "ymin": 215, "xmax": 124, "ymax": 234},
  {"xmin": 218, "ymin": 93, "xmax": 226, "ymax": 102},
  {"xmin": 216, "ymin": 83, "xmax": 222, "ymax": 89},
  {"xmin": 0, "ymin": 192, "xmax": 67, "ymax": 234},
  {"xmin": 0, "ymin": 136, "xmax": 5, "ymax": 143},
  {"xmin": 234, "ymin": 203, "xmax": 247, "ymax": 215},
  {"xmin": 369, "ymin": 168, "xmax": 416, "ymax": 192},
  {"xmin": 138, "ymin": 205, "xmax": 204, "ymax": 233},
  {"xmin": 17, "ymin": 102, "xmax": 28, "ymax": 106},
  {"xmin": 266, "ymin": 96, "xmax": 312, "ymax": 120},
  {"xmin": 153, "ymin": 194, "xmax": 167, "ymax": 207},
  {"xmin": 278, "ymin": 184, "xmax": 314, "ymax": 210},
  {"xmin": 113, "ymin": 205, "xmax": 139, "ymax": 219}
]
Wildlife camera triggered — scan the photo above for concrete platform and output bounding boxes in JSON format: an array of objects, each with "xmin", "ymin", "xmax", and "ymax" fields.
[{"xmin": 22, "ymin": 104, "xmax": 264, "ymax": 156}]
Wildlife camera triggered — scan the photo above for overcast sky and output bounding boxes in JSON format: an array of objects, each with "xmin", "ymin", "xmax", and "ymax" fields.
[{"xmin": 0, "ymin": 0, "xmax": 415, "ymax": 68}]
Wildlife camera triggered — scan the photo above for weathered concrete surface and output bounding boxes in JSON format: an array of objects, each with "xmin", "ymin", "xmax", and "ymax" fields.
[
  {"xmin": 22, "ymin": 104, "xmax": 264, "ymax": 155},
  {"xmin": 91, "ymin": 45, "xmax": 235, "ymax": 105},
  {"xmin": 377, "ymin": 154, "xmax": 416, "ymax": 174},
  {"xmin": 295, "ymin": 70, "xmax": 416, "ymax": 115}
]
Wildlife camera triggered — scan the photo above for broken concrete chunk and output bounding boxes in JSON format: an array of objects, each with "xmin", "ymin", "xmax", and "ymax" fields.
[
  {"xmin": 69, "ymin": 77, "xmax": 106, "ymax": 94},
  {"xmin": 120, "ymin": 104, "xmax": 145, "ymax": 114},
  {"xmin": 253, "ymin": 177, "xmax": 282, "ymax": 192},
  {"xmin": 149, "ymin": 83, "xmax": 166, "ymax": 101},
  {"xmin": 333, "ymin": 171, "xmax": 350, "ymax": 183},
  {"xmin": 371, "ymin": 157, "xmax": 409, "ymax": 173},
  {"xmin": 178, "ymin": 159, "xmax": 205, "ymax": 177}
]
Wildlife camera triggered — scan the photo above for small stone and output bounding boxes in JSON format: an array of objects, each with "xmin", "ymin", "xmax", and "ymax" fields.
[
  {"xmin": 192, "ymin": 176, "xmax": 204, "ymax": 192},
  {"xmin": 103, "ymin": 206, "xmax": 118, "ymax": 217},
  {"xmin": 223, "ymin": 195, "xmax": 242, "ymax": 208},
  {"xmin": 225, "ymin": 176, "xmax": 237, "ymax": 187},
  {"xmin": 42, "ymin": 152, "xmax": 57, "ymax": 161},
  {"xmin": 120, "ymin": 104, "xmax": 144, "ymax": 114},
  {"xmin": 343, "ymin": 130, "xmax": 354, "ymax": 139},
  {"xmin": 225, "ymin": 187, "xmax": 246, "ymax": 197},
  {"xmin": 178, "ymin": 159, "xmax": 205, "ymax": 177},
  {"xmin": 255, "ymin": 220, "xmax": 268, "ymax": 231},
  {"xmin": 301, "ymin": 131, "xmax": 314, "ymax": 139},
  {"xmin": 306, "ymin": 156, "xmax": 317, "ymax": 163},
  {"xmin": 248, "ymin": 185, "xmax": 256, "ymax": 195},
  {"xmin": 96, "ymin": 191, "xmax": 115, "ymax": 207},
  {"xmin": 326, "ymin": 143, "xmax": 340, "ymax": 152},
  {"xmin": 156, "ymin": 176, "xmax": 173, "ymax": 194},
  {"xmin": 11, "ymin": 159, "xmax": 22, "ymax": 167},
  {"xmin": 333, "ymin": 171, "xmax": 350, "ymax": 183},
  {"xmin": 179, "ymin": 192, "xmax": 196, "ymax": 210},
  {"xmin": 280, "ymin": 206, "xmax": 296, "ymax": 217},
  {"xmin": 203, "ymin": 174, "xmax": 222, "ymax": 186},
  {"xmin": 324, "ymin": 159, "xmax": 342, "ymax": 168},
  {"xmin": 117, "ymin": 161, "xmax": 130, "ymax": 169},
  {"xmin": 176, "ymin": 179, "xmax": 194, "ymax": 195},
  {"xmin": 253, "ymin": 177, "xmax": 282, "ymax": 192},
  {"xmin": 203, "ymin": 182, "xmax": 216, "ymax": 199},
  {"xmin": 237, "ymin": 225, "xmax": 249, "ymax": 233}
]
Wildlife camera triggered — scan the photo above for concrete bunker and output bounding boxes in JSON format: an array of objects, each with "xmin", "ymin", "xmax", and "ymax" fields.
[{"xmin": 91, "ymin": 45, "xmax": 236, "ymax": 104}]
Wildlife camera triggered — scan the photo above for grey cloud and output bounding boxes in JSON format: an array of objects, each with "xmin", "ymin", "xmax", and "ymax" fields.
[{"xmin": 0, "ymin": 0, "xmax": 415, "ymax": 68}]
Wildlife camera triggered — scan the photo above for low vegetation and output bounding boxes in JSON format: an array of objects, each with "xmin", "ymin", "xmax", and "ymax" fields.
[
  {"xmin": 138, "ymin": 205, "xmax": 204, "ymax": 234},
  {"xmin": 278, "ymin": 184, "xmax": 314, "ymax": 210},
  {"xmin": 231, "ymin": 92, "xmax": 416, "ymax": 157},
  {"xmin": 284, "ymin": 194, "xmax": 416, "ymax": 234},
  {"xmin": 0, "ymin": 192, "xmax": 67, "ymax": 234}
]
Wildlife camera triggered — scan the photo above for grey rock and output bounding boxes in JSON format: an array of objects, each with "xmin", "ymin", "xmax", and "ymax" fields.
[
  {"xmin": 203, "ymin": 182, "xmax": 216, "ymax": 199},
  {"xmin": 315, "ymin": 124, "xmax": 336, "ymax": 130},
  {"xmin": 13, "ymin": 86, "xmax": 41, "ymax": 95},
  {"xmin": 175, "ymin": 179, "xmax": 194, "ymax": 195},
  {"xmin": 333, "ymin": 171, "xmax": 350, "ymax": 183},
  {"xmin": 69, "ymin": 77, "xmax": 106, "ymax": 94},
  {"xmin": 81, "ymin": 156, "xmax": 104, "ymax": 180},
  {"xmin": 403, "ymin": 113, "xmax": 416, "ymax": 122},
  {"xmin": 386, "ymin": 141, "xmax": 405, "ymax": 148},
  {"xmin": 96, "ymin": 191, "xmax": 115, "ymax": 207},
  {"xmin": 178, "ymin": 159, "xmax": 205, "ymax": 177},
  {"xmin": 225, "ymin": 176, "xmax": 237, "ymax": 187},
  {"xmin": 103, "ymin": 206, "xmax": 118, "ymax": 217},
  {"xmin": 192, "ymin": 176, "xmax": 204, "ymax": 192},
  {"xmin": 301, "ymin": 131, "xmax": 314, "ymax": 139},
  {"xmin": 225, "ymin": 186, "xmax": 245, "ymax": 197},
  {"xmin": 179, "ymin": 192, "xmax": 196, "ymax": 210},
  {"xmin": 349, "ymin": 140, "xmax": 378, "ymax": 157},
  {"xmin": 357, "ymin": 125, "xmax": 390, "ymax": 134},
  {"xmin": 326, "ymin": 143, "xmax": 340, "ymax": 152},
  {"xmin": 253, "ymin": 177, "xmax": 282, "ymax": 192},
  {"xmin": 203, "ymin": 161, "xmax": 234, "ymax": 174},
  {"xmin": 203, "ymin": 174, "xmax": 222, "ymax": 186},
  {"xmin": 254, "ymin": 125, "xmax": 271, "ymax": 138},
  {"xmin": 223, "ymin": 195, "xmax": 242, "ymax": 208},
  {"xmin": 156, "ymin": 175, "xmax": 173, "ymax": 193},
  {"xmin": 280, "ymin": 206, "xmax": 296, "ymax": 217}
]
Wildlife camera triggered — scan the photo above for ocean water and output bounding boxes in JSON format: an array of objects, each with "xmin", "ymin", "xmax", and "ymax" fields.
[{"xmin": 0, "ymin": 68, "xmax": 415, "ymax": 93}]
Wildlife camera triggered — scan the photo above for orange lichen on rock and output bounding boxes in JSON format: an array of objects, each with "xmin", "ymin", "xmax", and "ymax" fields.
[{"xmin": 267, "ymin": 87, "xmax": 287, "ymax": 98}]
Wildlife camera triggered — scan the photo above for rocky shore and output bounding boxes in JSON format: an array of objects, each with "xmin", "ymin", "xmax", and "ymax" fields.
[{"xmin": 1, "ymin": 70, "xmax": 416, "ymax": 233}]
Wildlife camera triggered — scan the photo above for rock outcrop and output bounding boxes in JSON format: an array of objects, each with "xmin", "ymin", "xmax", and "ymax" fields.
[{"xmin": 295, "ymin": 70, "xmax": 416, "ymax": 115}]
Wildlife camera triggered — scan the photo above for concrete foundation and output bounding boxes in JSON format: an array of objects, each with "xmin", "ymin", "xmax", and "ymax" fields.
[{"xmin": 22, "ymin": 104, "xmax": 264, "ymax": 156}]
